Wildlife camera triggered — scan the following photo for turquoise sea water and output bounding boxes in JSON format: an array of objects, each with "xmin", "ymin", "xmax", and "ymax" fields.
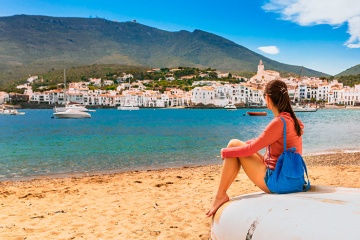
[{"xmin": 1, "ymin": 108, "xmax": 360, "ymax": 180}]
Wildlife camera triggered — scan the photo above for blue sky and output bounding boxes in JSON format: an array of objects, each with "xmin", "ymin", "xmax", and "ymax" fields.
[{"xmin": 1, "ymin": 0, "xmax": 360, "ymax": 75}]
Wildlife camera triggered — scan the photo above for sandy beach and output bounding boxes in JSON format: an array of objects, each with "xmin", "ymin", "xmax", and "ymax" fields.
[{"xmin": 1, "ymin": 152, "xmax": 359, "ymax": 240}]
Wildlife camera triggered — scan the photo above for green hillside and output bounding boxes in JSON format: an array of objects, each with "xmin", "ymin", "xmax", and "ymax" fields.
[
  {"xmin": 0, "ymin": 15, "xmax": 329, "ymax": 87},
  {"xmin": 334, "ymin": 64, "xmax": 360, "ymax": 86},
  {"xmin": 336, "ymin": 64, "xmax": 360, "ymax": 77}
]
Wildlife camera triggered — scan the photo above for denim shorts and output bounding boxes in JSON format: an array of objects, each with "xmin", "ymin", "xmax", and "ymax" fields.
[{"xmin": 264, "ymin": 168, "xmax": 274, "ymax": 193}]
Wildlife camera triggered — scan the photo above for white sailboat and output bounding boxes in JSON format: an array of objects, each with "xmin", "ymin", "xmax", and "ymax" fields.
[
  {"xmin": 292, "ymin": 67, "xmax": 317, "ymax": 112},
  {"xmin": 117, "ymin": 78, "xmax": 140, "ymax": 110},
  {"xmin": 53, "ymin": 69, "xmax": 92, "ymax": 118}
]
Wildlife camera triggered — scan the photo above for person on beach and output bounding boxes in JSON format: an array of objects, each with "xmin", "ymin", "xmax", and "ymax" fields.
[{"xmin": 206, "ymin": 79, "xmax": 304, "ymax": 217}]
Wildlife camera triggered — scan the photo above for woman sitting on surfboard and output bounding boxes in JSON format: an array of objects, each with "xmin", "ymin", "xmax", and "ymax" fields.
[{"xmin": 206, "ymin": 79, "xmax": 304, "ymax": 217}]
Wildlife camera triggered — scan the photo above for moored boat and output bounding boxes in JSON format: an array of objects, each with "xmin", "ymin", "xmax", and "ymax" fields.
[
  {"xmin": 53, "ymin": 109, "xmax": 91, "ymax": 118},
  {"xmin": 0, "ymin": 107, "xmax": 25, "ymax": 115},
  {"xmin": 53, "ymin": 69, "xmax": 95, "ymax": 114},
  {"xmin": 54, "ymin": 103, "xmax": 95, "ymax": 113},
  {"xmin": 247, "ymin": 111, "xmax": 267, "ymax": 116},
  {"xmin": 224, "ymin": 103, "xmax": 237, "ymax": 110},
  {"xmin": 292, "ymin": 104, "xmax": 317, "ymax": 112},
  {"xmin": 117, "ymin": 105, "xmax": 140, "ymax": 111}
]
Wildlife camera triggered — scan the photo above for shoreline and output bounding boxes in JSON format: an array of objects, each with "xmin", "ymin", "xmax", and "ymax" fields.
[
  {"xmin": 1, "ymin": 152, "xmax": 359, "ymax": 239},
  {"xmin": 8, "ymin": 103, "xmax": 360, "ymax": 110},
  {"xmin": 1, "ymin": 151, "xmax": 360, "ymax": 183},
  {"xmin": 304, "ymin": 151, "xmax": 360, "ymax": 166}
]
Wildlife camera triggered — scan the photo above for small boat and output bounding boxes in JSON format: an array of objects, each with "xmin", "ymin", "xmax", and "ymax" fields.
[
  {"xmin": 117, "ymin": 105, "xmax": 140, "ymax": 111},
  {"xmin": 212, "ymin": 186, "xmax": 360, "ymax": 240},
  {"xmin": 53, "ymin": 70, "xmax": 95, "ymax": 114},
  {"xmin": 247, "ymin": 111, "xmax": 267, "ymax": 116},
  {"xmin": 292, "ymin": 104, "xmax": 317, "ymax": 112},
  {"xmin": 0, "ymin": 107, "xmax": 25, "ymax": 115},
  {"xmin": 224, "ymin": 104, "xmax": 237, "ymax": 110},
  {"xmin": 118, "ymin": 78, "xmax": 140, "ymax": 111},
  {"xmin": 54, "ymin": 103, "xmax": 95, "ymax": 113},
  {"xmin": 53, "ymin": 109, "xmax": 91, "ymax": 118}
]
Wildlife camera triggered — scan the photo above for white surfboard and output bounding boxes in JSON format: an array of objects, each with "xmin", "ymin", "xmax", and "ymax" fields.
[{"xmin": 211, "ymin": 186, "xmax": 360, "ymax": 240}]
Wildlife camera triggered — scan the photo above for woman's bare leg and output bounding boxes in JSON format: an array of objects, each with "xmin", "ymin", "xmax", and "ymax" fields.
[
  {"xmin": 205, "ymin": 156, "xmax": 239, "ymax": 217},
  {"xmin": 206, "ymin": 139, "xmax": 269, "ymax": 217}
]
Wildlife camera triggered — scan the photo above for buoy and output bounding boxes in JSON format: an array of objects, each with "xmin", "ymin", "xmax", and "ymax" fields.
[{"xmin": 211, "ymin": 186, "xmax": 360, "ymax": 240}]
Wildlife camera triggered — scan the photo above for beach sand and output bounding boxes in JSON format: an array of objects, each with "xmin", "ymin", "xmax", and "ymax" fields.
[{"xmin": 1, "ymin": 152, "xmax": 359, "ymax": 240}]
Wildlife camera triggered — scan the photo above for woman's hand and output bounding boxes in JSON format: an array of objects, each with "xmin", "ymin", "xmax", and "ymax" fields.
[{"xmin": 220, "ymin": 148, "xmax": 225, "ymax": 160}]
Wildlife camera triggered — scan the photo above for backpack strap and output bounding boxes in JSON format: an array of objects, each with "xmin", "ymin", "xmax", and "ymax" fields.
[
  {"xmin": 267, "ymin": 117, "xmax": 287, "ymax": 169},
  {"xmin": 281, "ymin": 117, "xmax": 311, "ymax": 191},
  {"xmin": 279, "ymin": 117, "xmax": 287, "ymax": 151},
  {"xmin": 302, "ymin": 158, "xmax": 311, "ymax": 191}
]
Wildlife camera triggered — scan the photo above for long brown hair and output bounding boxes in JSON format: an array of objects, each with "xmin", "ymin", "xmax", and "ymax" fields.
[{"xmin": 264, "ymin": 79, "xmax": 302, "ymax": 136}]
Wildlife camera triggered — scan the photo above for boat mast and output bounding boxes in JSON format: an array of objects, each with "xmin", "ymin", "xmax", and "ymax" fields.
[
  {"xmin": 64, "ymin": 69, "xmax": 67, "ymax": 104},
  {"xmin": 294, "ymin": 66, "xmax": 303, "ymax": 103},
  {"xmin": 128, "ymin": 77, "xmax": 131, "ymax": 105}
]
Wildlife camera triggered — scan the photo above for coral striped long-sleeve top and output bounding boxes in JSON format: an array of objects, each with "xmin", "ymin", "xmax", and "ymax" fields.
[{"xmin": 221, "ymin": 112, "xmax": 304, "ymax": 169}]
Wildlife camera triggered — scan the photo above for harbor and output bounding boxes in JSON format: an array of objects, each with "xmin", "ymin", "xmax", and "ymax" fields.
[{"xmin": 1, "ymin": 108, "xmax": 360, "ymax": 180}]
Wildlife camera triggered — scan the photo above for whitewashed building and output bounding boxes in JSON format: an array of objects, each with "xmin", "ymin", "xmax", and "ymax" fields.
[
  {"xmin": 0, "ymin": 92, "xmax": 10, "ymax": 104},
  {"xmin": 250, "ymin": 60, "xmax": 280, "ymax": 83},
  {"xmin": 103, "ymin": 80, "xmax": 114, "ymax": 86},
  {"xmin": 29, "ymin": 91, "xmax": 51, "ymax": 104},
  {"xmin": 89, "ymin": 78, "xmax": 102, "ymax": 86},
  {"xmin": 328, "ymin": 85, "xmax": 360, "ymax": 105},
  {"xmin": 191, "ymin": 86, "xmax": 216, "ymax": 105},
  {"xmin": 191, "ymin": 83, "xmax": 266, "ymax": 107}
]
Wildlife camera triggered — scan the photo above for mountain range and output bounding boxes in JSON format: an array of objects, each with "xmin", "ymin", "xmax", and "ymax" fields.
[
  {"xmin": 336, "ymin": 64, "xmax": 360, "ymax": 77},
  {"xmin": 0, "ymin": 14, "xmax": 347, "ymax": 86}
]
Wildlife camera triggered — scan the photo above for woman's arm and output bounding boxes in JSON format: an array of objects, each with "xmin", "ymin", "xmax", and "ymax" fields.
[{"xmin": 221, "ymin": 118, "xmax": 283, "ymax": 158}]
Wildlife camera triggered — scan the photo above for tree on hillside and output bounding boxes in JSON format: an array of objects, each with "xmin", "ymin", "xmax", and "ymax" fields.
[
  {"xmin": 337, "ymin": 74, "xmax": 360, "ymax": 87},
  {"xmin": 209, "ymin": 71, "xmax": 218, "ymax": 79}
]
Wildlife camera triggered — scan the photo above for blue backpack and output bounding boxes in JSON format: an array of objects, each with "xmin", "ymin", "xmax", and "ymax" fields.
[{"xmin": 266, "ymin": 117, "xmax": 310, "ymax": 194}]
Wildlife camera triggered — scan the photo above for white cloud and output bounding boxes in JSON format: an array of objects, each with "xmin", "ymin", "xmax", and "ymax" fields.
[
  {"xmin": 345, "ymin": 16, "xmax": 360, "ymax": 48},
  {"xmin": 258, "ymin": 46, "xmax": 280, "ymax": 54},
  {"xmin": 262, "ymin": 0, "xmax": 360, "ymax": 48}
]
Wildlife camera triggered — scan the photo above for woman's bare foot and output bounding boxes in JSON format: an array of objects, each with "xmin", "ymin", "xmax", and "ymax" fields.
[{"xmin": 206, "ymin": 194, "xmax": 230, "ymax": 218}]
